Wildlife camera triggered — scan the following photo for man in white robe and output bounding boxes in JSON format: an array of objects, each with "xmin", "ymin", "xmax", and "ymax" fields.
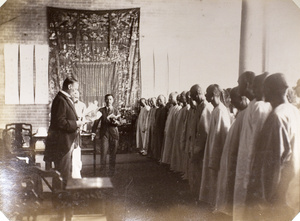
[
  {"xmin": 199, "ymin": 84, "xmax": 231, "ymax": 206},
  {"xmin": 214, "ymin": 87, "xmax": 248, "ymax": 215},
  {"xmin": 136, "ymin": 98, "xmax": 150, "ymax": 151},
  {"xmin": 233, "ymin": 72, "xmax": 272, "ymax": 220},
  {"xmin": 246, "ymin": 73, "xmax": 300, "ymax": 221},
  {"xmin": 161, "ymin": 92, "xmax": 181, "ymax": 165}
]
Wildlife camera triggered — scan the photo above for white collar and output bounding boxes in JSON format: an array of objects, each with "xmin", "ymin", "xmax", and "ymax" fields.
[
  {"xmin": 60, "ymin": 90, "xmax": 71, "ymax": 98},
  {"xmin": 60, "ymin": 90, "xmax": 73, "ymax": 103}
]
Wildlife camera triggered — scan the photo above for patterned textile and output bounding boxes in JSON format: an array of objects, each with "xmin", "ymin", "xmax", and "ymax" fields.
[{"xmin": 47, "ymin": 7, "xmax": 141, "ymax": 107}]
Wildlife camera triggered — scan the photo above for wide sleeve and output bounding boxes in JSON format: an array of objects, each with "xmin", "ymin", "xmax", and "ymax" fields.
[
  {"xmin": 261, "ymin": 117, "xmax": 292, "ymax": 203},
  {"xmin": 180, "ymin": 109, "xmax": 189, "ymax": 152},
  {"xmin": 247, "ymin": 114, "xmax": 286, "ymax": 202},
  {"xmin": 194, "ymin": 106, "xmax": 211, "ymax": 155},
  {"xmin": 208, "ymin": 107, "xmax": 231, "ymax": 170},
  {"xmin": 143, "ymin": 110, "xmax": 151, "ymax": 132}
]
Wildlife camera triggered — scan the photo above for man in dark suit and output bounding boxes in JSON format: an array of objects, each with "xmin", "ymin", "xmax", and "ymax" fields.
[
  {"xmin": 44, "ymin": 77, "xmax": 83, "ymax": 185},
  {"xmin": 92, "ymin": 94, "xmax": 120, "ymax": 176}
]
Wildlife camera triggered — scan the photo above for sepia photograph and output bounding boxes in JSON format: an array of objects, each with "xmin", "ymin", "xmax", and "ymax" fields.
[{"xmin": 0, "ymin": 0, "xmax": 300, "ymax": 220}]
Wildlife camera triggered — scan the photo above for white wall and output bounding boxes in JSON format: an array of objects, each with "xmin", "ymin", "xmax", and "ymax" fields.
[
  {"xmin": 140, "ymin": 0, "xmax": 300, "ymax": 98},
  {"xmin": 140, "ymin": 0, "xmax": 242, "ymax": 98},
  {"xmin": 1, "ymin": 0, "xmax": 300, "ymax": 100},
  {"xmin": 264, "ymin": 0, "xmax": 300, "ymax": 88}
]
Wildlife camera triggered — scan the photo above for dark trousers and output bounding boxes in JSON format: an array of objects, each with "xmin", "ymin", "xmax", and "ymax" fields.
[
  {"xmin": 100, "ymin": 134, "xmax": 118, "ymax": 176},
  {"xmin": 54, "ymin": 143, "xmax": 75, "ymax": 188}
]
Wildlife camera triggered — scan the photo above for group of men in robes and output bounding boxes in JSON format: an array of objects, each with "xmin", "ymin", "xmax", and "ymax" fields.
[{"xmin": 135, "ymin": 72, "xmax": 300, "ymax": 221}]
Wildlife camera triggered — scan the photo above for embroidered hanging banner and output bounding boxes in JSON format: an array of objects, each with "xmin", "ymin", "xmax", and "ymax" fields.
[{"xmin": 47, "ymin": 7, "xmax": 141, "ymax": 107}]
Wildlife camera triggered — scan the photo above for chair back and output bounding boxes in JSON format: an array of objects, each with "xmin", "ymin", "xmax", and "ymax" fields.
[{"xmin": 2, "ymin": 123, "xmax": 33, "ymax": 153}]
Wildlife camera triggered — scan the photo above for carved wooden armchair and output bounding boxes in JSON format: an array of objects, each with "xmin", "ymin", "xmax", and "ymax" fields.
[{"xmin": 2, "ymin": 123, "xmax": 34, "ymax": 163}]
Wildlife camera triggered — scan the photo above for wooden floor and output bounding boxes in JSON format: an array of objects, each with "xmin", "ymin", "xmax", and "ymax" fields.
[{"xmin": 2, "ymin": 152, "xmax": 232, "ymax": 221}]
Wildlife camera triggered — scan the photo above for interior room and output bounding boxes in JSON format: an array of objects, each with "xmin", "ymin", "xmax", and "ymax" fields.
[{"xmin": 0, "ymin": 0, "xmax": 300, "ymax": 220}]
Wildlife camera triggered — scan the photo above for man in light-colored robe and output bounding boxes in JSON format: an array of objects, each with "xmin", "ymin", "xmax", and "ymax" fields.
[
  {"xmin": 136, "ymin": 98, "xmax": 150, "ymax": 151},
  {"xmin": 199, "ymin": 84, "xmax": 231, "ymax": 206},
  {"xmin": 214, "ymin": 87, "xmax": 248, "ymax": 215},
  {"xmin": 245, "ymin": 73, "xmax": 300, "ymax": 221},
  {"xmin": 161, "ymin": 92, "xmax": 181, "ymax": 165},
  {"xmin": 233, "ymin": 73, "xmax": 272, "ymax": 220}
]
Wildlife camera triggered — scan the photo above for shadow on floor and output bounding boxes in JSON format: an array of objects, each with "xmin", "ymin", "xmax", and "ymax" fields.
[{"xmin": 81, "ymin": 153, "xmax": 232, "ymax": 221}]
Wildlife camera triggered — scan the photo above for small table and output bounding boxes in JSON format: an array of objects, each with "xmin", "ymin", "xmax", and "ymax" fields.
[{"xmin": 65, "ymin": 178, "xmax": 113, "ymax": 220}]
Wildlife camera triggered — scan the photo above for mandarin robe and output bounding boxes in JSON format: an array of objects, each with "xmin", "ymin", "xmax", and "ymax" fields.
[
  {"xmin": 215, "ymin": 109, "xmax": 246, "ymax": 215},
  {"xmin": 199, "ymin": 102, "xmax": 231, "ymax": 206},
  {"xmin": 233, "ymin": 100, "xmax": 272, "ymax": 220},
  {"xmin": 245, "ymin": 103, "xmax": 300, "ymax": 221},
  {"xmin": 161, "ymin": 105, "xmax": 182, "ymax": 164}
]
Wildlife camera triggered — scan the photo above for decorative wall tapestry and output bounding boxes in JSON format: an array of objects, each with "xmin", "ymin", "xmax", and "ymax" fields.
[{"xmin": 47, "ymin": 7, "xmax": 141, "ymax": 108}]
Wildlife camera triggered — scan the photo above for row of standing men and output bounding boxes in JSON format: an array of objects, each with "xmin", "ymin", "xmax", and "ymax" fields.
[{"xmin": 136, "ymin": 72, "xmax": 300, "ymax": 221}]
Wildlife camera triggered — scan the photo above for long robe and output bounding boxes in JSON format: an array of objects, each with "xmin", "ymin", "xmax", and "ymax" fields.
[
  {"xmin": 161, "ymin": 105, "xmax": 182, "ymax": 164},
  {"xmin": 152, "ymin": 106, "xmax": 168, "ymax": 161},
  {"xmin": 245, "ymin": 103, "xmax": 300, "ymax": 221},
  {"xmin": 179, "ymin": 104, "xmax": 191, "ymax": 179},
  {"xmin": 170, "ymin": 105, "xmax": 190, "ymax": 172},
  {"xmin": 136, "ymin": 106, "xmax": 150, "ymax": 150},
  {"xmin": 184, "ymin": 105, "xmax": 198, "ymax": 184},
  {"xmin": 199, "ymin": 102, "xmax": 231, "ymax": 206},
  {"xmin": 189, "ymin": 101, "xmax": 212, "ymax": 195},
  {"xmin": 144, "ymin": 107, "xmax": 157, "ymax": 156},
  {"xmin": 214, "ymin": 109, "xmax": 246, "ymax": 215},
  {"xmin": 233, "ymin": 100, "xmax": 272, "ymax": 220}
]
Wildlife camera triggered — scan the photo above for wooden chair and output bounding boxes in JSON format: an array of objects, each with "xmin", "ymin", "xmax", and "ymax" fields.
[
  {"xmin": 2, "ymin": 123, "xmax": 35, "ymax": 164},
  {"xmin": 1, "ymin": 158, "xmax": 43, "ymax": 220}
]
